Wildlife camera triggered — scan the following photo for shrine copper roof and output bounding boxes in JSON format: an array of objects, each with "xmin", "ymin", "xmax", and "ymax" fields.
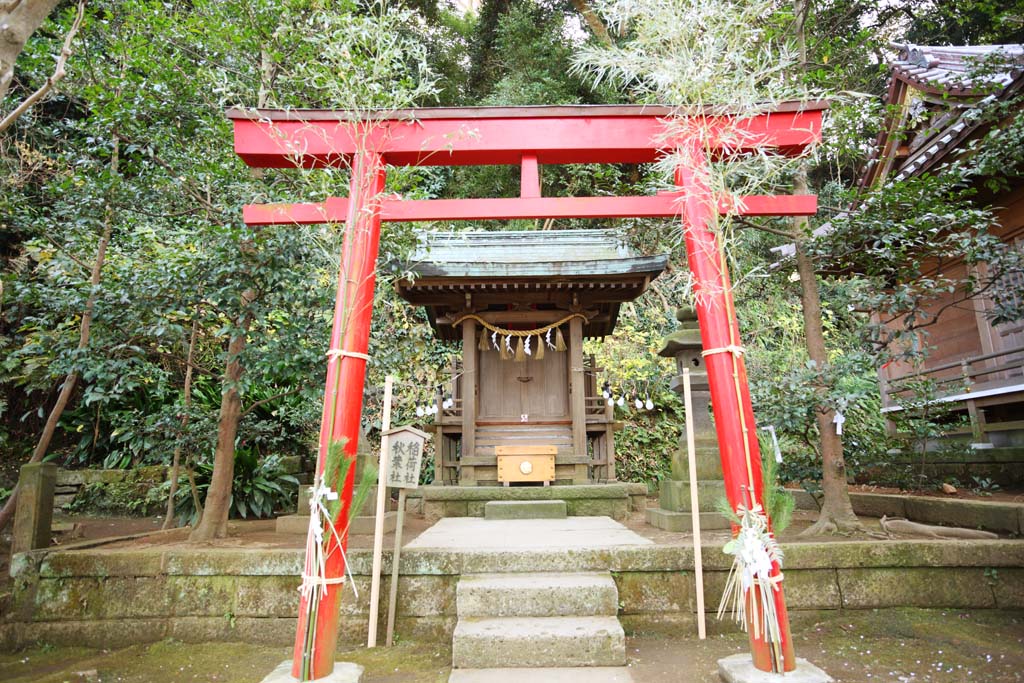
[
  {"xmin": 396, "ymin": 229, "xmax": 669, "ymax": 340},
  {"xmin": 404, "ymin": 229, "xmax": 668, "ymax": 279}
]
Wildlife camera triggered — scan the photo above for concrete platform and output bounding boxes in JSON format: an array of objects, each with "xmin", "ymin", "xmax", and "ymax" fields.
[
  {"xmin": 452, "ymin": 615, "xmax": 626, "ymax": 668},
  {"xmin": 405, "ymin": 516, "xmax": 653, "ymax": 551},
  {"xmin": 449, "ymin": 668, "xmax": 634, "ymax": 683},
  {"xmin": 260, "ymin": 660, "xmax": 363, "ymax": 682},
  {"xmin": 484, "ymin": 500, "xmax": 567, "ymax": 520},
  {"xmin": 718, "ymin": 654, "xmax": 833, "ymax": 683}
]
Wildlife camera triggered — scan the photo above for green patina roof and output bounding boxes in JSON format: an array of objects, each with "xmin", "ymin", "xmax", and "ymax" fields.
[{"xmin": 406, "ymin": 229, "xmax": 668, "ymax": 279}]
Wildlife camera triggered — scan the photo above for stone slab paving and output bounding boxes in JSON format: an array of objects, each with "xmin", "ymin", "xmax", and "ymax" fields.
[
  {"xmin": 406, "ymin": 516, "xmax": 653, "ymax": 551},
  {"xmin": 449, "ymin": 667, "xmax": 635, "ymax": 683}
]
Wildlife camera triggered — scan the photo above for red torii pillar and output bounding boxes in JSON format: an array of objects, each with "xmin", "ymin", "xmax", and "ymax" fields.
[
  {"xmin": 229, "ymin": 104, "xmax": 822, "ymax": 680},
  {"xmin": 677, "ymin": 148, "xmax": 794, "ymax": 672},
  {"xmin": 293, "ymin": 151, "xmax": 386, "ymax": 679}
]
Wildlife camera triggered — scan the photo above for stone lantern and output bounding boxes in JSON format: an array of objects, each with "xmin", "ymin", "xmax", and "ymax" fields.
[{"xmin": 645, "ymin": 308, "xmax": 730, "ymax": 531}]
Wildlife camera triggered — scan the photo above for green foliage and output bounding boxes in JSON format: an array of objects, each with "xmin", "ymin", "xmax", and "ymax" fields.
[
  {"xmin": 760, "ymin": 450, "xmax": 795, "ymax": 533},
  {"xmin": 2, "ymin": 0, "xmax": 1020, "ymax": 525},
  {"xmin": 970, "ymin": 476, "xmax": 1001, "ymax": 497},
  {"xmin": 585, "ymin": 308, "xmax": 683, "ymax": 486},
  {"xmin": 169, "ymin": 451, "xmax": 299, "ymax": 526}
]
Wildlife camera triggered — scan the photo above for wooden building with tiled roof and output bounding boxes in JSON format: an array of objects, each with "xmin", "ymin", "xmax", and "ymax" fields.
[{"xmin": 864, "ymin": 43, "xmax": 1024, "ymax": 458}]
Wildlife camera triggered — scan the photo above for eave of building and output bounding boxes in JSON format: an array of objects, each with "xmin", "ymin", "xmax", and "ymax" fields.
[
  {"xmin": 860, "ymin": 43, "xmax": 1024, "ymax": 190},
  {"xmin": 395, "ymin": 230, "xmax": 668, "ymax": 341}
]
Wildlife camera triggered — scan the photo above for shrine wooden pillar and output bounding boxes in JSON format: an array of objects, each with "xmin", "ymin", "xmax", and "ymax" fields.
[
  {"xmin": 461, "ymin": 318, "xmax": 477, "ymax": 484},
  {"xmin": 292, "ymin": 150, "xmax": 386, "ymax": 681},
  {"xmin": 569, "ymin": 315, "xmax": 588, "ymax": 483}
]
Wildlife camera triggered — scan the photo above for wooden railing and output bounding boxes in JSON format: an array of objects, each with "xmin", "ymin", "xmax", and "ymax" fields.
[
  {"xmin": 883, "ymin": 344, "xmax": 1024, "ymax": 444},
  {"xmin": 885, "ymin": 344, "xmax": 1024, "ymax": 402}
]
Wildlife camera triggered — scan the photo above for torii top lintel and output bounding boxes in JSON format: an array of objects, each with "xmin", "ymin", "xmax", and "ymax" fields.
[
  {"xmin": 227, "ymin": 102, "xmax": 827, "ymax": 169},
  {"xmin": 229, "ymin": 103, "xmax": 826, "ymax": 225}
]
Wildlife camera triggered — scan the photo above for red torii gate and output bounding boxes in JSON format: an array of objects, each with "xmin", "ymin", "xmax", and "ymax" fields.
[{"xmin": 228, "ymin": 103, "xmax": 825, "ymax": 681}]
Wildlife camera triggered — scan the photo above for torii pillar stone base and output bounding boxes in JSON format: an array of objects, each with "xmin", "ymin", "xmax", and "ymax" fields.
[
  {"xmin": 646, "ymin": 308, "xmax": 731, "ymax": 533},
  {"xmin": 260, "ymin": 660, "xmax": 363, "ymax": 683},
  {"xmin": 719, "ymin": 654, "xmax": 834, "ymax": 683}
]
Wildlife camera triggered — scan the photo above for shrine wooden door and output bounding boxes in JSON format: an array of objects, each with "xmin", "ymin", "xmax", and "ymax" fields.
[{"xmin": 478, "ymin": 347, "xmax": 569, "ymax": 421}]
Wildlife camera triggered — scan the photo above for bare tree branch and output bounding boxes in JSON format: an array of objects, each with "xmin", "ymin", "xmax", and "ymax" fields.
[
  {"xmin": 0, "ymin": 0, "xmax": 85, "ymax": 134},
  {"xmin": 240, "ymin": 386, "xmax": 305, "ymax": 419}
]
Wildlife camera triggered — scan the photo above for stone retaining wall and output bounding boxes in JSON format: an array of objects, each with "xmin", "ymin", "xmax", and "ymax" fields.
[
  {"xmin": 3, "ymin": 538, "xmax": 1022, "ymax": 649},
  {"xmin": 791, "ymin": 490, "xmax": 1024, "ymax": 534},
  {"xmin": 52, "ymin": 467, "xmax": 168, "ymax": 514}
]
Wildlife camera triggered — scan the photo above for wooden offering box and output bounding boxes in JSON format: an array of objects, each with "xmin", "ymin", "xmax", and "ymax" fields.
[{"xmin": 496, "ymin": 445, "xmax": 557, "ymax": 486}]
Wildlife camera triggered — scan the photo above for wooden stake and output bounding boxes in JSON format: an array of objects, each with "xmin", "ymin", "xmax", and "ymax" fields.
[
  {"xmin": 684, "ymin": 368, "xmax": 707, "ymax": 639},
  {"xmin": 385, "ymin": 488, "xmax": 408, "ymax": 647},
  {"xmin": 367, "ymin": 375, "xmax": 394, "ymax": 648}
]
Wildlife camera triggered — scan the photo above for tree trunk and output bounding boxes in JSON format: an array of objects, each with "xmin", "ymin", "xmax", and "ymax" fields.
[
  {"xmin": 186, "ymin": 48, "xmax": 271, "ymax": 542},
  {"xmin": 0, "ymin": 0, "xmax": 61, "ymax": 101},
  {"xmin": 786, "ymin": 0, "xmax": 861, "ymax": 536},
  {"xmin": 163, "ymin": 312, "xmax": 200, "ymax": 530},
  {"xmin": 0, "ymin": 133, "xmax": 117, "ymax": 533},
  {"xmin": 188, "ymin": 290, "xmax": 254, "ymax": 542},
  {"xmin": 792, "ymin": 167, "xmax": 862, "ymax": 536},
  {"xmin": 570, "ymin": 0, "xmax": 613, "ymax": 47}
]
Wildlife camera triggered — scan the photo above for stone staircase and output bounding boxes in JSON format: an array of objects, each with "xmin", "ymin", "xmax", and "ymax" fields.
[{"xmin": 448, "ymin": 571, "xmax": 632, "ymax": 682}]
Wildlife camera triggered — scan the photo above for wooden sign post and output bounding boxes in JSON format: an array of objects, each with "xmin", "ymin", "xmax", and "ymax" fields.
[
  {"xmin": 367, "ymin": 376, "xmax": 395, "ymax": 648},
  {"xmin": 382, "ymin": 425, "xmax": 429, "ymax": 647},
  {"xmin": 683, "ymin": 368, "xmax": 707, "ymax": 639}
]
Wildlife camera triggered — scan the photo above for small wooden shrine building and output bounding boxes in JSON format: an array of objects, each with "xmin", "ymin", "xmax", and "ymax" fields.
[{"xmin": 397, "ymin": 229, "xmax": 667, "ymax": 486}]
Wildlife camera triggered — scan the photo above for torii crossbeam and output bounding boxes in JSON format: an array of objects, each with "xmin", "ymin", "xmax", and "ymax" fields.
[{"xmin": 228, "ymin": 103, "xmax": 826, "ymax": 681}]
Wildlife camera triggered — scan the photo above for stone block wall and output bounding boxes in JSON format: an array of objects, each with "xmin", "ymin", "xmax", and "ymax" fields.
[{"xmin": 3, "ymin": 538, "xmax": 1023, "ymax": 649}]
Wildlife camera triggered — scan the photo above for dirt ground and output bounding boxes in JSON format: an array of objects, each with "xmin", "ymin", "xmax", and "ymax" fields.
[{"xmin": 0, "ymin": 609, "xmax": 1021, "ymax": 683}]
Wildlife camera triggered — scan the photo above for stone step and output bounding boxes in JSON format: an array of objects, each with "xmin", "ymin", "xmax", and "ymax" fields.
[
  {"xmin": 457, "ymin": 572, "xmax": 617, "ymax": 618},
  {"xmin": 449, "ymin": 667, "xmax": 634, "ymax": 683},
  {"xmin": 484, "ymin": 500, "xmax": 566, "ymax": 520},
  {"xmin": 452, "ymin": 616, "xmax": 626, "ymax": 669}
]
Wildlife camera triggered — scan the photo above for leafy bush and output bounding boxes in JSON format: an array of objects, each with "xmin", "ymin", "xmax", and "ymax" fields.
[
  {"xmin": 168, "ymin": 450, "xmax": 300, "ymax": 526},
  {"xmin": 615, "ymin": 411, "xmax": 678, "ymax": 485}
]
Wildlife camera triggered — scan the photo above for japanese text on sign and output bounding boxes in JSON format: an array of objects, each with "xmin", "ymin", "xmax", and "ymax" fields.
[{"xmin": 386, "ymin": 437, "xmax": 424, "ymax": 489}]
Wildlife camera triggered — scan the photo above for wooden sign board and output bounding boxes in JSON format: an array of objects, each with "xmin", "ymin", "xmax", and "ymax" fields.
[{"xmin": 384, "ymin": 425, "xmax": 430, "ymax": 489}]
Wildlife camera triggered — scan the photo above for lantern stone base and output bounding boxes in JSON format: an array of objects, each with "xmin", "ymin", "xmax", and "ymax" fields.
[
  {"xmin": 718, "ymin": 654, "xmax": 833, "ymax": 683},
  {"xmin": 260, "ymin": 660, "xmax": 363, "ymax": 683},
  {"xmin": 645, "ymin": 507, "xmax": 731, "ymax": 532}
]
